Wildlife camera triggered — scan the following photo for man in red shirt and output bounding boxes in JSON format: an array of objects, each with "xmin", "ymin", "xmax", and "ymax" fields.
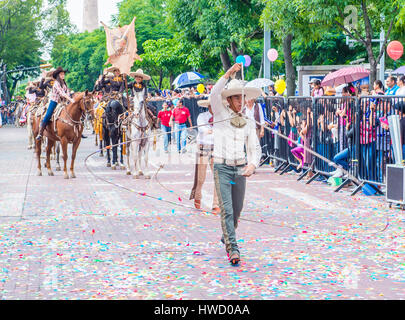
[
  {"xmin": 170, "ymin": 99, "xmax": 193, "ymax": 153},
  {"xmin": 157, "ymin": 102, "xmax": 172, "ymax": 153}
]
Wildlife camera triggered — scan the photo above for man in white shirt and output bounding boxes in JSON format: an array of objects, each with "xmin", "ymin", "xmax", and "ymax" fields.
[
  {"xmin": 245, "ymin": 98, "xmax": 265, "ymax": 139},
  {"xmin": 211, "ymin": 63, "xmax": 262, "ymax": 265},
  {"xmin": 189, "ymin": 99, "xmax": 220, "ymax": 214}
]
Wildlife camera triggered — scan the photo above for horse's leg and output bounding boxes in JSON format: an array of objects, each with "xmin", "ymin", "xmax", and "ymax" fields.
[
  {"xmin": 111, "ymin": 130, "xmax": 118, "ymax": 170},
  {"xmin": 46, "ymin": 140, "xmax": 55, "ymax": 176},
  {"xmin": 61, "ymin": 138, "xmax": 69, "ymax": 179},
  {"xmin": 27, "ymin": 113, "xmax": 33, "ymax": 149},
  {"xmin": 143, "ymin": 140, "xmax": 151, "ymax": 179},
  {"xmin": 125, "ymin": 139, "xmax": 131, "ymax": 175},
  {"xmin": 35, "ymin": 126, "xmax": 43, "ymax": 177},
  {"xmin": 70, "ymin": 139, "xmax": 81, "ymax": 179},
  {"xmin": 55, "ymin": 142, "xmax": 61, "ymax": 171},
  {"xmin": 104, "ymin": 129, "xmax": 111, "ymax": 167},
  {"xmin": 133, "ymin": 141, "xmax": 140, "ymax": 179},
  {"xmin": 119, "ymin": 133, "xmax": 125, "ymax": 170}
]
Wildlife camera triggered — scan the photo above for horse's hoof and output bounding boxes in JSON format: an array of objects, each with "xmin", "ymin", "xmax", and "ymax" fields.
[
  {"xmin": 64, "ymin": 174, "xmax": 69, "ymax": 179},
  {"xmin": 36, "ymin": 171, "xmax": 42, "ymax": 177},
  {"xmin": 145, "ymin": 175, "xmax": 151, "ymax": 180},
  {"xmin": 139, "ymin": 171, "xmax": 144, "ymax": 176},
  {"xmin": 133, "ymin": 175, "xmax": 140, "ymax": 179},
  {"xmin": 99, "ymin": 153, "xmax": 104, "ymax": 157},
  {"xmin": 48, "ymin": 171, "xmax": 54, "ymax": 176},
  {"xmin": 28, "ymin": 146, "xmax": 32, "ymax": 150},
  {"xmin": 112, "ymin": 164, "xmax": 117, "ymax": 170},
  {"xmin": 126, "ymin": 171, "xmax": 131, "ymax": 176},
  {"xmin": 56, "ymin": 166, "xmax": 61, "ymax": 172},
  {"xmin": 70, "ymin": 173, "xmax": 76, "ymax": 179},
  {"xmin": 106, "ymin": 163, "xmax": 111, "ymax": 167}
]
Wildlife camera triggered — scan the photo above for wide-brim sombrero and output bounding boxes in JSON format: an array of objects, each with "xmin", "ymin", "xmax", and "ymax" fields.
[
  {"xmin": 129, "ymin": 69, "xmax": 151, "ymax": 81},
  {"xmin": 221, "ymin": 79, "xmax": 261, "ymax": 104}
]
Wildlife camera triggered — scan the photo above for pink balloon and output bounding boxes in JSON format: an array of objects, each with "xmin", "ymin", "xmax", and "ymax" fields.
[
  {"xmin": 267, "ymin": 49, "xmax": 278, "ymax": 62},
  {"xmin": 244, "ymin": 55, "xmax": 252, "ymax": 67}
]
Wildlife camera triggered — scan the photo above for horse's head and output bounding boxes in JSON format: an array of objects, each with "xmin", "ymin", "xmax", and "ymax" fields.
[
  {"xmin": 75, "ymin": 90, "xmax": 95, "ymax": 121},
  {"xmin": 133, "ymin": 96, "xmax": 145, "ymax": 118}
]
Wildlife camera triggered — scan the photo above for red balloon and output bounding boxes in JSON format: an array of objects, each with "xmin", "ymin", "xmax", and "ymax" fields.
[{"xmin": 387, "ymin": 41, "xmax": 404, "ymax": 61}]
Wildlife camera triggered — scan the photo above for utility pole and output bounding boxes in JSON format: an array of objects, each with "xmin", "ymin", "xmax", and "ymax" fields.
[{"xmin": 264, "ymin": 24, "xmax": 271, "ymax": 92}]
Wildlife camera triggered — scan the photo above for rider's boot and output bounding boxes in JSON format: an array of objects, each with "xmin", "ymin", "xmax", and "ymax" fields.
[{"xmin": 36, "ymin": 123, "xmax": 46, "ymax": 141}]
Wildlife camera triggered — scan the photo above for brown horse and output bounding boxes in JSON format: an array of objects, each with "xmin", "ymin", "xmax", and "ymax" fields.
[{"xmin": 33, "ymin": 90, "xmax": 95, "ymax": 179}]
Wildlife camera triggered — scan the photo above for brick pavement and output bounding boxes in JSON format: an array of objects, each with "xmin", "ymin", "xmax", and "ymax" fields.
[{"xmin": 0, "ymin": 125, "xmax": 404, "ymax": 300}]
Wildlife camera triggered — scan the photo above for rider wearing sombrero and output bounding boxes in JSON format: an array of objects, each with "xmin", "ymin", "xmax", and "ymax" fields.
[
  {"xmin": 128, "ymin": 69, "xmax": 150, "ymax": 106},
  {"xmin": 36, "ymin": 67, "xmax": 75, "ymax": 141},
  {"xmin": 128, "ymin": 69, "xmax": 157, "ymax": 123}
]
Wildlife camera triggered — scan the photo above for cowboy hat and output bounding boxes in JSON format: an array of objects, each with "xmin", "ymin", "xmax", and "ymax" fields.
[
  {"xmin": 197, "ymin": 98, "xmax": 211, "ymax": 108},
  {"xmin": 52, "ymin": 67, "xmax": 68, "ymax": 79},
  {"xmin": 129, "ymin": 69, "xmax": 151, "ymax": 81},
  {"xmin": 221, "ymin": 79, "xmax": 261, "ymax": 103},
  {"xmin": 105, "ymin": 72, "xmax": 114, "ymax": 78},
  {"xmin": 106, "ymin": 66, "xmax": 121, "ymax": 73},
  {"xmin": 309, "ymin": 78, "xmax": 321, "ymax": 84},
  {"xmin": 46, "ymin": 68, "xmax": 56, "ymax": 78}
]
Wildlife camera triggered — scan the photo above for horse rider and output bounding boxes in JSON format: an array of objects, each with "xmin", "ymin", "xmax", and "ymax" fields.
[
  {"xmin": 128, "ymin": 69, "xmax": 150, "ymax": 110},
  {"xmin": 36, "ymin": 67, "xmax": 75, "ymax": 141}
]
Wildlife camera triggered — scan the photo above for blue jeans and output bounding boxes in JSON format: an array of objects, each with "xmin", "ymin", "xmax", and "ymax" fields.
[
  {"xmin": 42, "ymin": 100, "xmax": 58, "ymax": 126},
  {"xmin": 361, "ymin": 142, "xmax": 376, "ymax": 181},
  {"xmin": 161, "ymin": 125, "xmax": 171, "ymax": 151},
  {"xmin": 175, "ymin": 123, "xmax": 187, "ymax": 152},
  {"xmin": 333, "ymin": 148, "xmax": 349, "ymax": 170}
]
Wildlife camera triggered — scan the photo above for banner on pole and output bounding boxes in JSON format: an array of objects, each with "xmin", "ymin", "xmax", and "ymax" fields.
[{"xmin": 102, "ymin": 17, "xmax": 142, "ymax": 75}]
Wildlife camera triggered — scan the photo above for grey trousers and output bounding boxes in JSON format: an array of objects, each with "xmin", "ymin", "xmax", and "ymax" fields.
[{"xmin": 213, "ymin": 163, "xmax": 246, "ymax": 255}]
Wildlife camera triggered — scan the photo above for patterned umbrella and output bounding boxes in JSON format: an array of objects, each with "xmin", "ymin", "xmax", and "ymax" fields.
[
  {"xmin": 172, "ymin": 72, "xmax": 205, "ymax": 88},
  {"xmin": 321, "ymin": 67, "xmax": 370, "ymax": 87}
]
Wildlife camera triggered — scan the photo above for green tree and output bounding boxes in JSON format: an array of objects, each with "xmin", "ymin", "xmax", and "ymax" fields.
[
  {"xmin": 114, "ymin": 0, "xmax": 173, "ymax": 54},
  {"xmin": 51, "ymin": 29, "xmax": 108, "ymax": 91},
  {"xmin": 166, "ymin": 0, "xmax": 264, "ymax": 74},
  {"xmin": 301, "ymin": 0, "xmax": 401, "ymax": 86},
  {"xmin": 261, "ymin": 0, "xmax": 322, "ymax": 96}
]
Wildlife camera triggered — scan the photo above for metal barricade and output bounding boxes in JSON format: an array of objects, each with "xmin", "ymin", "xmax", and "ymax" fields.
[
  {"xmin": 264, "ymin": 96, "xmax": 287, "ymax": 169},
  {"xmin": 355, "ymin": 95, "xmax": 405, "ymax": 189},
  {"xmin": 313, "ymin": 96, "xmax": 357, "ymax": 178}
]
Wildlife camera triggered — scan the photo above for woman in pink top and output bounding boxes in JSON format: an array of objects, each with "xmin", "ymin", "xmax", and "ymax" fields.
[
  {"xmin": 311, "ymin": 80, "xmax": 324, "ymax": 97},
  {"xmin": 36, "ymin": 67, "xmax": 74, "ymax": 140}
]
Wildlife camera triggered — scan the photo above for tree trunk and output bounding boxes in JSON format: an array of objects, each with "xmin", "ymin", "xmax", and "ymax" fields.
[
  {"xmin": 230, "ymin": 42, "xmax": 243, "ymax": 79},
  {"xmin": 283, "ymin": 34, "xmax": 296, "ymax": 97},
  {"xmin": 169, "ymin": 73, "xmax": 175, "ymax": 91},
  {"xmin": 220, "ymin": 50, "xmax": 232, "ymax": 72},
  {"xmin": 158, "ymin": 69, "xmax": 163, "ymax": 90}
]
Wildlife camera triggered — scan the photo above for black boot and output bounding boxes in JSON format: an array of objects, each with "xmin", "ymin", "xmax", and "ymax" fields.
[{"xmin": 36, "ymin": 123, "xmax": 46, "ymax": 141}]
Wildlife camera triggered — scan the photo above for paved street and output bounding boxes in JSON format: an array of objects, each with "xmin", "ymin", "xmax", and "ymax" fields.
[{"xmin": 0, "ymin": 126, "xmax": 404, "ymax": 300}]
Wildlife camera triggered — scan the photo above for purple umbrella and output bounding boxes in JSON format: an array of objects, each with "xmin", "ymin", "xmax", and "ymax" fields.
[{"xmin": 393, "ymin": 66, "xmax": 405, "ymax": 75}]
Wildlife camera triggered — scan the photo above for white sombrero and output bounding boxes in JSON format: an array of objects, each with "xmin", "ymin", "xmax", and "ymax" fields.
[
  {"xmin": 106, "ymin": 66, "xmax": 121, "ymax": 73},
  {"xmin": 221, "ymin": 79, "xmax": 261, "ymax": 104},
  {"xmin": 105, "ymin": 72, "xmax": 114, "ymax": 78},
  {"xmin": 46, "ymin": 68, "xmax": 56, "ymax": 78},
  {"xmin": 129, "ymin": 69, "xmax": 151, "ymax": 81},
  {"xmin": 197, "ymin": 97, "xmax": 211, "ymax": 108}
]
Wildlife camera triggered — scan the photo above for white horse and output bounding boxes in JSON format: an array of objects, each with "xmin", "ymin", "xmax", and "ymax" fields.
[{"xmin": 124, "ymin": 93, "xmax": 153, "ymax": 179}]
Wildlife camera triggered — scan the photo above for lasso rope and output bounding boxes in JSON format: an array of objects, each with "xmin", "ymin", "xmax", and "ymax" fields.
[{"xmin": 83, "ymin": 84, "xmax": 389, "ymax": 234}]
